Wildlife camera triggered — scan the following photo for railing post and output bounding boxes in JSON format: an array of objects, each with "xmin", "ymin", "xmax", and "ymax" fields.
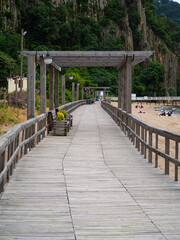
[
  {"xmin": 175, "ymin": 141, "xmax": 179, "ymax": 181},
  {"xmin": 0, "ymin": 151, "xmax": 5, "ymax": 193},
  {"xmin": 155, "ymin": 134, "xmax": 158, "ymax": 168},
  {"xmin": 135, "ymin": 122, "xmax": 140, "ymax": 151},
  {"xmin": 148, "ymin": 131, "xmax": 152, "ymax": 163},
  {"xmin": 165, "ymin": 137, "xmax": 170, "ymax": 175},
  {"xmin": 141, "ymin": 126, "xmax": 144, "ymax": 155},
  {"xmin": 144, "ymin": 129, "xmax": 147, "ymax": 159}
]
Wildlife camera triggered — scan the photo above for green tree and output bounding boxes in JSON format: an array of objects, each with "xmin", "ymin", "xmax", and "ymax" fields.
[
  {"xmin": 0, "ymin": 51, "xmax": 18, "ymax": 87},
  {"xmin": 132, "ymin": 62, "xmax": 166, "ymax": 96},
  {"xmin": 104, "ymin": 0, "xmax": 126, "ymax": 26}
]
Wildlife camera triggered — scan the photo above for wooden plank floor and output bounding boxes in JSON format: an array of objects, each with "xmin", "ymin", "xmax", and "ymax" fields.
[{"xmin": 0, "ymin": 102, "xmax": 180, "ymax": 240}]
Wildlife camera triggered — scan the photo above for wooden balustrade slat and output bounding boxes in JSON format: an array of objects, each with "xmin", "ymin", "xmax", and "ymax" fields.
[{"xmin": 101, "ymin": 101, "xmax": 180, "ymax": 181}]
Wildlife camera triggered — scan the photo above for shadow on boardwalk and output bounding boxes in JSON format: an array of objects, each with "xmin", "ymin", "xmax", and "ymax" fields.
[{"xmin": 0, "ymin": 102, "xmax": 180, "ymax": 240}]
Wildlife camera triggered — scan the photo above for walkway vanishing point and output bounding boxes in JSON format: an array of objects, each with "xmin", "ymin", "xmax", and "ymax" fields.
[{"xmin": 0, "ymin": 103, "xmax": 180, "ymax": 240}]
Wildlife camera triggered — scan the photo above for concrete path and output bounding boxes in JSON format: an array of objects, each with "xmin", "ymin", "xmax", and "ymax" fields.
[{"xmin": 0, "ymin": 103, "xmax": 180, "ymax": 240}]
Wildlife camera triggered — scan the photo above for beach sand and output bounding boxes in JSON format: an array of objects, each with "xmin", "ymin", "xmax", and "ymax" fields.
[
  {"xmin": 111, "ymin": 102, "xmax": 180, "ymax": 181},
  {"xmin": 112, "ymin": 102, "xmax": 180, "ymax": 133}
]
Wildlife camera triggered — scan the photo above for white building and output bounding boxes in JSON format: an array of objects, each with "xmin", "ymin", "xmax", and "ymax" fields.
[{"xmin": 7, "ymin": 77, "xmax": 27, "ymax": 93}]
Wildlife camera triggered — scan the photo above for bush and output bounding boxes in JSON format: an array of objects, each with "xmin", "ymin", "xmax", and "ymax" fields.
[{"xmin": 0, "ymin": 105, "xmax": 20, "ymax": 125}]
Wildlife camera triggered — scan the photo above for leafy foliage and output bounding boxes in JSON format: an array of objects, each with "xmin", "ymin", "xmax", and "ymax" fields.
[
  {"xmin": 0, "ymin": 32, "xmax": 21, "ymax": 61},
  {"xmin": 132, "ymin": 62, "xmax": 166, "ymax": 96},
  {"xmin": 104, "ymin": 0, "xmax": 126, "ymax": 26},
  {"xmin": 143, "ymin": 0, "xmax": 180, "ymax": 53},
  {"xmin": 0, "ymin": 51, "xmax": 18, "ymax": 87},
  {"xmin": 126, "ymin": 0, "xmax": 142, "ymax": 49},
  {"xmin": 154, "ymin": 0, "xmax": 180, "ymax": 25}
]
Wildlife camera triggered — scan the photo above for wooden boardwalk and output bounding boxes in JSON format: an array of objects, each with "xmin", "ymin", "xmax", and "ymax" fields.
[{"xmin": 0, "ymin": 103, "xmax": 180, "ymax": 240}]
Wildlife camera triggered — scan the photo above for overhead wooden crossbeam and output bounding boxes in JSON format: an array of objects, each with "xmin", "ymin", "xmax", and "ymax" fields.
[
  {"xmin": 22, "ymin": 51, "xmax": 154, "ymax": 118},
  {"xmin": 85, "ymin": 87, "xmax": 110, "ymax": 89},
  {"xmin": 21, "ymin": 51, "xmax": 153, "ymax": 68}
]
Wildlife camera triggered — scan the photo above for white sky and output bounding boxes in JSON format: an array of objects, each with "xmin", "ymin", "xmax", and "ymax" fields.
[{"xmin": 173, "ymin": 0, "xmax": 180, "ymax": 3}]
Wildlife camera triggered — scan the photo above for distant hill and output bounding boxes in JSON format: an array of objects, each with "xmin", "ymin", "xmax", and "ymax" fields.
[{"xmin": 154, "ymin": 0, "xmax": 180, "ymax": 24}]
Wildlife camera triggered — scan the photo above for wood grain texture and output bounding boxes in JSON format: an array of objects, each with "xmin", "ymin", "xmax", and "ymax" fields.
[{"xmin": 0, "ymin": 103, "xmax": 180, "ymax": 240}]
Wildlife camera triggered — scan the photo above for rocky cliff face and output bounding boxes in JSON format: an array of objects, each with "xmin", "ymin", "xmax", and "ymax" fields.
[
  {"xmin": 1, "ymin": 0, "xmax": 179, "ymax": 91},
  {"xmin": 136, "ymin": 0, "xmax": 179, "ymax": 91},
  {"xmin": 0, "ymin": 0, "xmax": 19, "ymax": 32}
]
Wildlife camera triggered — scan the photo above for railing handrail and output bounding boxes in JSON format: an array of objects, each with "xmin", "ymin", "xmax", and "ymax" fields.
[
  {"xmin": 0, "ymin": 100, "xmax": 86, "ymax": 194},
  {"xmin": 111, "ymin": 96, "xmax": 180, "ymax": 101},
  {"xmin": 0, "ymin": 113, "xmax": 46, "ymax": 155},
  {"xmin": 101, "ymin": 100, "xmax": 180, "ymax": 181}
]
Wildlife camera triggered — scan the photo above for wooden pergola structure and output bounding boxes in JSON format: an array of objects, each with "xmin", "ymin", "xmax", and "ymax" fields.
[
  {"xmin": 21, "ymin": 51, "xmax": 153, "ymax": 119},
  {"xmin": 84, "ymin": 87, "xmax": 110, "ymax": 100}
]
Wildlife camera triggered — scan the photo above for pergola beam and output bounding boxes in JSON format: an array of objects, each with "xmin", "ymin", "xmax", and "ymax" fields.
[
  {"xmin": 23, "ymin": 51, "xmax": 153, "ymax": 118},
  {"xmin": 40, "ymin": 57, "xmax": 46, "ymax": 114}
]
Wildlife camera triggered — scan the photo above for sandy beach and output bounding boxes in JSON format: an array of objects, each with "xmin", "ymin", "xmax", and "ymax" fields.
[{"xmin": 112, "ymin": 102, "xmax": 180, "ymax": 133}]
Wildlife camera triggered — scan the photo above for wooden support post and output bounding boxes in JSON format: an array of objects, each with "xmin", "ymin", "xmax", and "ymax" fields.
[
  {"xmin": 124, "ymin": 56, "xmax": 132, "ymax": 113},
  {"xmin": 148, "ymin": 132, "xmax": 152, "ymax": 163},
  {"xmin": 27, "ymin": 55, "xmax": 35, "ymax": 119},
  {"xmin": 40, "ymin": 57, "xmax": 46, "ymax": 114},
  {"xmin": 103, "ymin": 89, "xmax": 106, "ymax": 101},
  {"xmin": 61, "ymin": 75, "xmax": 65, "ymax": 105},
  {"xmin": 175, "ymin": 141, "xmax": 178, "ymax": 181},
  {"xmin": 155, "ymin": 134, "xmax": 158, "ymax": 168},
  {"xmin": 165, "ymin": 137, "xmax": 170, "ymax": 175},
  {"xmin": 141, "ymin": 127, "xmax": 144, "ymax": 155},
  {"xmin": 49, "ymin": 65, "xmax": 54, "ymax": 110},
  {"xmin": 144, "ymin": 129, "xmax": 147, "ymax": 159},
  {"xmin": 54, "ymin": 69, "xmax": 59, "ymax": 109},
  {"xmin": 86, "ymin": 89, "xmax": 90, "ymax": 98},
  {"xmin": 72, "ymin": 82, "xmax": 75, "ymax": 102},
  {"xmin": 76, "ymin": 84, "xmax": 79, "ymax": 101},
  {"xmin": 0, "ymin": 151, "xmax": 5, "ymax": 193},
  {"xmin": 118, "ymin": 69, "xmax": 124, "ymax": 109},
  {"xmin": 82, "ymin": 88, "xmax": 84, "ymax": 100}
]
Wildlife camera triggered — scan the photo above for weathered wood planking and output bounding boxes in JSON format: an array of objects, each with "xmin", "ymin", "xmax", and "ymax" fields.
[
  {"xmin": 0, "ymin": 103, "xmax": 180, "ymax": 240},
  {"xmin": 102, "ymin": 101, "xmax": 180, "ymax": 181}
]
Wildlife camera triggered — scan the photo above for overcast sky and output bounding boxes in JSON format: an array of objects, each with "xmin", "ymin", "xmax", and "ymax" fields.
[{"xmin": 173, "ymin": 0, "xmax": 180, "ymax": 3}]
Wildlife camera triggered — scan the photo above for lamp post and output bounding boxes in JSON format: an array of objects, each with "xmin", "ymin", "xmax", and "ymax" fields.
[
  {"xmin": 69, "ymin": 75, "xmax": 75, "ymax": 102},
  {"xmin": 76, "ymin": 83, "xmax": 80, "ymax": 101},
  {"xmin": 20, "ymin": 29, "xmax": 27, "ymax": 92}
]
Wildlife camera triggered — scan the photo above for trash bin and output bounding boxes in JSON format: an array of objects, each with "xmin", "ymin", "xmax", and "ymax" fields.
[{"xmin": 87, "ymin": 97, "xmax": 92, "ymax": 104}]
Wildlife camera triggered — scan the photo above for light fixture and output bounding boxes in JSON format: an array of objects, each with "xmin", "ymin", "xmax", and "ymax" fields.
[
  {"xmin": 69, "ymin": 74, "xmax": 73, "ymax": 80},
  {"xmin": 35, "ymin": 45, "xmax": 52, "ymax": 65},
  {"xmin": 43, "ymin": 51, "xmax": 52, "ymax": 65}
]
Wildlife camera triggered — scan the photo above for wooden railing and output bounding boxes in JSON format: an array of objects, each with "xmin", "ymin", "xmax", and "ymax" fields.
[
  {"xmin": 101, "ymin": 101, "xmax": 180, "ymax": 181},
  {"xmin": 0, "ymin": 114, "xmax": 46, "ymax": 193},
  {"xmin": 0, "ymin": 100, "xmax": 86, "ymax": 194},
  {"xmin": 57, "ymin": 100, "xmax": 86, "ymax": 113},
  {"xmin": 47, "ymin": 100, "xmax": 86, "ymax": 132}
]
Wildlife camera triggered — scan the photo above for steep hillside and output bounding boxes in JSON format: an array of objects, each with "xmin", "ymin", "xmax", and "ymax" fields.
[
  {"xmin": 154, "ymin": 0, "xmax": 180, "ymax": 25},
  {"xmin": 0, "ymin": 0, "xmax": 180, "ymax": 95}
]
